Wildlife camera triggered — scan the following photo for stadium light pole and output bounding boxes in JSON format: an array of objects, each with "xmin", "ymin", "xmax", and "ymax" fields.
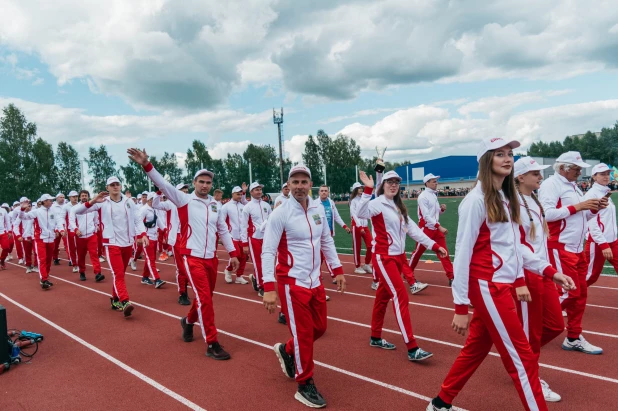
[
  {"xmin": 249, "ymin": 160, "xmax": 253, "ymax": 185},
  {"xmin": 273, "ymin": 108, "xmax": 284, "ymax": 187}
]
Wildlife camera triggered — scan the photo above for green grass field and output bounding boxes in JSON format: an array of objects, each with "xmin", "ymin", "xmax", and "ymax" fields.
[{"xmin": 332, "ymin": 197, "xmax": 618, "ymax": 275}]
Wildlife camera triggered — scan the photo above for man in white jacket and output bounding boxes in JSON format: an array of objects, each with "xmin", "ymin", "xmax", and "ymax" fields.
[
  {"xmin": 274, "ymin": 183, "xmax": 291, "ymax": 208},
  {"xmin": 0, "ymin": 204, "xmax": 12, "ymax": 270},
  {"xmin": 51, "ymin": 193, "xmax": 66, "ymax": 265},
  {"xmin": 139, "ymin": 192, "xmax": 166, "ymax": 288},
  {"xmin": 220, "ymin": 185, "xmax": 249, "ymax": 285},
  {"xmin": 241, "ymin": 181, "xmax": 271, "ymax": 296}
]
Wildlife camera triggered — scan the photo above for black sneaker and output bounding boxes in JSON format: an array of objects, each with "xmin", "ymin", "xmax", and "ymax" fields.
[
  {"xmin": 278, "ymin": 312, "xmax": 287, "ymax": 325},
  {"xmin": 79, "ymin": 272, "xmax": 86, "ymax": 281},
  {"xmin": 110, "ymin": 298, "xmax": 122, "ymax": 311},
  {"xmin": 206, "ymin": 342, "xmax": 231, "ymax": 360},
  {"xmin": 68, "ymin": 261, "xmax": 73, "ymax": 267},
  {"xmin": 408, "ymin": 347, "xmax": 433, "ymax": 362},
  {"xmin": 180, "ymin": 317, "xmax": 194, "ymax": 342},
  {"xmin": 258, "ymin": 288, "xmax": 264, "ymax": 297},
  {"xmin": 53, "ymin": 259, "xmax": 60, "ymax": 265},
  {"xmin": 121, "ymin": 301, "xmax": 134, "ymax": 317},
  {"xmin": 178, "ymin": 293, "xmax": 191, "ymax": 305},
  {"xmin": 141, "ymin": 277, "xmax": 154, "ymax": 285},
  {"xmin": 40, "ymin": 280, "xmax": 52, "ymax": 290},
  {"xmin": 295, "ymin": 379, "xmax": 326, "ymax": 408},
  {"xmin": 249, "ymin": 274, "xmax": 259, "ymax": 291},
  {"xmin": 274, "ymin": 343, "xmax": 295, "ymax": 379},
  {"xmin": 370, "ymin": 338, "xmax": 396, "ymax": 350},
  {"xmin": 448, "ymin": 279, "xmax": 453, "ymax": 287},
  {"xmin": 154, "ymin": 279, "xmax": 166, "ymax": 288},
  {"xmin": 95, "ymin": 273, "xmax": 105, "ymax": 282}
]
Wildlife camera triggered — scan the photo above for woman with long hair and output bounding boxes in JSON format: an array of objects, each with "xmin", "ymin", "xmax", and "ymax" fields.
[
  {"xmin": 427, "ymin": 138, "xmax": 575, "ymax": 411},
  {"xmin": 350, "ymin": 181, "xmax": 377, "ymax": 288},
  {"xmin": 357, "ymin": 170, "xmax": 447, "ymax": 361}
]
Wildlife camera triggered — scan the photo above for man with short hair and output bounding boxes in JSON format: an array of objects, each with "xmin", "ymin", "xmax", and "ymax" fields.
[
  {"xmin": 51, "ymin": 193, "xmax": 66, "ymax": 265},
  {"xmin": 263, "ymin": 165, "xmax": 346, "ymax": 408},
  {"xmin": 540, "ymin": 151, "xmax": 607, "ymax": 355},
  {"xmin": 274, "ymin": 183, "xmax": 291, "ymax": 208},
  {"xmin": 220, "ymin": 184, "xmax": 249, "ymax": 285},
  {"xmin": 213, "ymin": 189, "xmax": 224, "ymax": 208},
  {"xmin": 69, "ymin": 190, "xmax": 104, "ymax": 282},
  {"xmin": 241, "ymin": 181, "xmax": 271, "ymax": 296},
  {"xmin": 317, "ymin": 185, "xmax": 350, "ymax": 287}
]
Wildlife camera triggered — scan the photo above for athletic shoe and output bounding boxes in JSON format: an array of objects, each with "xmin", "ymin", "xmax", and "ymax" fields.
[
  {"xmin": 26, "ymin": 266, "xmax": 33, "ymax": 274},
  {"xmin": 224, "ymin": 270, "xmax": 233, "ymax": 283},
  {"xmin": 258, "ymin": 288, "xmax": 264, "ymax": 297},
  {"xmin": 332, "ymin": 279, "xmax": 337, "ymax": 284},
  {"xmin": 540, "ymin": 379, "xmax": 561, "ymax": 402},
  {"xmin": 408, "ymin": 347, "xmax": 433, "ymax": 362},
  {"xmin": 156, "ymin": 268, "xmax": 160, "ymax": 272},
  {"xmin": 121, "ymin": 301, "xmax": 134, "ymax": 317},
  {"xmin": 99, "ymin": 256, "xmax": 106, "ymax": 262},
  {"xmin": 274, "ymin": 342, "xmax": 295, "ymax": 379},
  {"xmin": 178, "ymin": 293, "xmax": 191, "ymax": 305},
  {"xmin": 154, "ymin": 279, "xmax": 166, "ymax": 288},
  {"xmin": 129, "ymin": 259, "xmax": 137, "ymax": 271},
  {"xmin": 6, "ymin": 255, "xmax": 12, "ymax": 261},
  {"xmin": 95, "ymin": 273, "xmax": 105, "ymax": 282},
  {"xmin": 206, "ymin": 342, "xmax": 231, "ymax": 360},
  {"xmin": 79, "ymin": 272, "xmax": 86, "ymax": 281},
  {"xmin": 354, "ymin": 267, "xmax": 366, "ymax": 274},
  {"xmin": 249, "ymin": 274, "xmax": 259, "ymax": 291},
  {"xmin": 370, "ymin": 338, "xmax": 396, "ymax": 350},
  {"xmin": 40, "ymin": 280, "xmax": 53, "ymax": 290},
  {"xmin": 141, "ymin": 277, "xmax": 154, "ymax": 285},
  {"xmin": 295, "ymin": 379, "xmax": 326, "ymax": 408},
  {"xmin": 410, "ymin": 282, "xmax": 429, "ymax": 294},
  {"xmin": 278, "ymin": 312, "xmax": 287, "ymax": 325},
  {"xmin": 562, "ymin": 310, "xmax": 567, "ymax": 317},
  {"xmin": 158, "ymin": 252, "xmax": 168, "ymax": 261},
  {"xmin": 72, "ymin": 267, "xmax": 79, "ymax": 273},
  {"xmin": 168, "ymin": 251, "xmax": 173, "ymax": 257},
  {"xmin": 235, "ymin": 276, "xmax": 249, "ymax": 285},
  {"xmin": 17, "ymin": 258, "xmax": 23, "ymax": 265},
  {"xmin": 371, "ymin": 281, "xmax": 379, "ymax": 290},
  {"xmin": 325, "ymin": 295, "xmax": 330, "ymax": 301},
  {"xmin": 53, "ymin": 259, "xmax": 60, "ymax": 265},
  {"xmin": 0, "ymin": 262, "xmax": 6, "ymax": 270},
  {"xmin": 562, "ymin": 335, "xmax": 603, "ymax": 355},
  {"xmin": 362, "ymin": 264, "xmax": 373, "ymax": 274},
  {"xmin": 448, "ymin": 279, "xmax": 453, "ymax": 287},
  {"xmin": 68, "ymin": 261, "xmax": 73, "ymax": 267},
  {"xmin": 110, "ymin": 298, "xmax": 123, "ymax": 311},
  {"xmin": 180, "ymin": 317, "xmax": 194, "ymax": 342},
  {"xmin": 426, "ymin": 399, "xmax": 452, "ymax": 411},
  {"xmin": 33, "ymin": 266, "xmax": 39, "ymax": 272}
]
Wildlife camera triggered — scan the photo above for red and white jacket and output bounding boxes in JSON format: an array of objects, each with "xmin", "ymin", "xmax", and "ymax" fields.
[
  {"xmin": 584, "ymin": 183, "xmax": 616, "ymax": 249},
  {"xmin": 140, "ymin": 204, "xmax": 166, "ymax": 241},
  {"xmin": 19, "ymin": 206, "xmax": 65, "ymax": 243},
  {"xmin": 220, "ymin": 197, "xmax": 248, "ymax": 243},
  {"xmin": 262, "ymin": 196, "xmax": 343, "ymax": 292},
  {"xmin": 274, "ymin": 193, "xmax": 290, "ymax": 208},
  {"xmin": 417, "ymin": 187, "xmax": 444, "ymax": 230},
  {"xmin": 356, "ymin": 187, "xmax": 438, "ymax": 255},
  {"xmin": 68, "ymin": 203, "xmax": 99, "ymax": 239},
  {"xmin": 349, "ymin": 196, "xmax": 368, "ymax": 227},
  {"xmin": 152, "ymin": 194, "xmax": 179, "ymax": 247},
  {"xmin": 143, "ymin": 163, "xmax": 237, "ymax": 259},
  {"xmin": 241, "ymin": 197, "xmax": 271, "ymax": 242},
  {"xmin": 74, "ymin": 196, "xmax": 146, "ymax": 247},
  {"xmin": 452, "ymin": 185, "xmax": 557, "ymax": 313},
  {"xmin": 0, "ymin": 208, "xmax": 11, "ymax": 235},
  {"xmin": 539, "ymin": 174, "xmax": 596, "ymax": 253},
  {"xmin": 517, "ymin": 193, "xmax": 549, "ymax": 262}
]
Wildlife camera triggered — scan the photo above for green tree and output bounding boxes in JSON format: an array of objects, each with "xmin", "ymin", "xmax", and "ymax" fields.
[
  {"xmin": 27, "ymin": 138, "xmax": 58, "ymax": 196},
  {"xmin": 223, "ymin": 153, "xmax": 249, "ymax": 195},
  {"xmin": 326, "ymin": 134, "xmax": 362, "ymax": 194},
  {"xmin": 55, "ymin": 142, "xmax": 82, "ymax": 193},
  {"xmin": 120, "ymin": 160, "xmax": 150, "ymax": 194},
  {"xmin": 302, "ymin": 134, "xmax": 323, "ymax": 184},
  {"xmin": 243, "ymin": 143, "xmax": 279, "ymax": 192},
  {"xmin": 185, "ymin": 140, "xmax": 213, "ymax": 181},
  {"xmin": 86, "ymin": 145, "xmax": 118, "ymax": 192},
  {"xmin": 157, "ymin": 152, "xmax": 184, "ymax": 185}
]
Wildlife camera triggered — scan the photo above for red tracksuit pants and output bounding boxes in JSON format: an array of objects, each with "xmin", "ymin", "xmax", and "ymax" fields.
[
  {"xmin": 184, "ymin": 256, "xmax": 219, "ymax": 343},
  {"xmin": 514, "ymin": 270, "xmax": 564, "ymax": 360},
  {"xmin": 438, "ymin": 279, "xmax": 546, "ymax": 411},
  {"xmin": 248, "ymin": 237, "xmax": 264, "ymax": 289},
  {"xmin": 52, "ymin": 235, "xmax": 62, "ymax": 260},
  {"xmin": 142, "ymin": 239, "xmax": 160, "ymax": 280},
  {"xmin": 105, "ymin": 245, "xmax": 133, "ymax": 302},
  {"xmin": 15, "ymin": 237, "xmax": 24, "ymax": 260},
  {"xmin": 352, "ymin": 222, "xmax": 372, "ymax": 268},
  {"xmin": 97, "ymin": 232, "xmax": 103, "ymax": 256},
  {"xmin": 372, "ymin": 254, "xmax": 418, "ymax": 350},
  {"xmin": 23, "ymin": 239, "xmax": 35, "ymax": 266},
  {"xmin": 279, "ymin": 281, "xmax": 327, "ymax": 384},
  {"xmin": 0, "ymin": 233, "xmax": 11, "ymax": 262},
  {"xmin": 63, "ymin": 232, "xmax": 77, "ymax": 265},
  {"xmin": 34, "ymin": 240, "xmax": 54, "ymax": 282},
  {"xmin": 76, "ymin": 235, "xmax": 101, "ymax": 274},
  {"xmin": 226, "ymin": 240, "xmax": 247, "ymax": 277},
  {"xmin": 408, "ymin": 227, "xmax": 453, "ymax": 280},
  {"xmin": 585, "ymin": 239, "xmax": 618, "ymax": 286},
  {"xmin": 548, "ymin": 249, "xmax": 587, "ymax": 339}
]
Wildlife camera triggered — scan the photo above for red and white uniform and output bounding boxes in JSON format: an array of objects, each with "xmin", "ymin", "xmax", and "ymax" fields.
[
  {"xmin": 539, "ymin": 174, "xmax": 597, "ymax": 339},
  {"xmin": 440, "ymin": 185, "xmax": 555, "ymax": 411},
  {"xmin": 59, "ymin": 202, "xmax": 78, "ymax": 265},
  {"xmin": 409, "ymin": 187, "xmax": 453, "ymax": 280},
  {"xmin": 69, "ymin": 203, "xmax": 102, "ymax": 274},
  {"xmin": 584, "ymin": 183, "xmax": 618, "ymax": 285},
  {"xmin": 220, "ymin": 197, "xmax": 249, "ymax": 278},
  {"xmin": 50, "ymin": 201, "xmax": 65, "ymax": 260},
  {"xmin": 0, "ymin": 208, "xmax": 12, "ymax": 263},
  {"xmin": 274, "ymin": 193, "xmax": 289, "ymax": 208},
  {"xmin": 19, "ymin": 206, "xmax": 65, "ymax": 282},
  {"xmin": 74, "ymin": 196, "xmax": 146, "ymax": 302},
  {"xmin": 144, "ymin": 162, "xmax": 237, "ymax": 345},
  {"xmin": 350, "ymin": 195, "xmax": 372, "ymax": 268},
  {"xmin": 140, "ymin": 204, "xmax": 164, "ymax": 280},
  {"xmin": 357, "ymin": 186, "xmax": 439, "ymax": 349},
  {"xmin": 241, "ymin": 197, "xmax": 271, "ymax": 290},
  {"xmin": 10, "ymin": 208, "xmax": 25, "ymax": 261},
  {"xmin": 262, "ymin": 195, "xmax": 343, "ymax": 384}
]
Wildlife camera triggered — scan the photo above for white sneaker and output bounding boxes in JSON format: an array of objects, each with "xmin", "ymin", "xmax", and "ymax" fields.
[
  {"xmin": 562, "ymin": 335, "xmax": 603, "ymax": 355},
  {"xmin": 18, "ymin": 259, "xmax": 24, "ymax": 265},
  {"xmin": 362, "ymin": 264, "xmax": 373, "ymax": 274},
  {"xmin": 26, "ymin": 266, "xmax": 33, "ymax": 273},
  {"xmin": 130, "ymin": 259, "xmax": 137, "ymax": 271},
  {"xmin": 354, "ymin": 267, "xmax": 366, "ymax": 274},
  {"xmin": 6, "ymin": 255, "xmax": 12, "ymax": 261},
  {"xmin": 411, "ymin": 282, "xmax": 429, "ymax": 294},
  {"xmin": 371, "ymin": 281, "xmax": 379, "ymax": 290},
  {"xmin": 33, "ymin": 266, "xmax": 39, "ymax": 272},
  {"xmin": 235, "ymin": 276, "xmax": 249, "ymax": 284},
  {"xmin": 426, "ymin": 401, "xmax": 450, "ymax": 411},
  {"xmin": 72, "ymin": 267, "xmax": 79, "ymax": 273},
  {"xmin": 325, "ymin": 295, "xmax": 330, "ymax": 301},
  {"xmin": 224, "ymin": 270, "xmax": 233, "ymax": 283},
  {"xmin": 540, "ymin": 379, "xmax": 561, "ymax": 402},
  {"xmin": 99, "ymin": 256, "xmax": 106, "ymax": 262},
  {"xmin": 562, "ymin": 310, "xmax": 567, "ymax": 317}
]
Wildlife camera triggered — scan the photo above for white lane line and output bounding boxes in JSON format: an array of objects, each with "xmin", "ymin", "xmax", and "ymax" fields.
[
  {"xmin": 0, "ymin": 291, "xmax": 207, "ymax": 411},
  {"xmin": 590, "ymin": 285, "xmax": 618, "ymax": 291}
]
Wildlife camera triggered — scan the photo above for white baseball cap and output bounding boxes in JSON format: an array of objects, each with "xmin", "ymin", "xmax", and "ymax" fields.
[
  {"xmin": 231, "ymin": 186, "xmax": 243, "ymax": 194},
  {"xmin": 56, "ymin": 192, "xmax": 65, "ymax": 198},
  {"xmin": 176, "ymin": 183, "xmax": 189, "ymax": 190},
  {"xmin": 592, "ymin": 163, "xmax": 610, "ymax": 175},
  {"xmin": 19, "ymin": 196, "xmax": 29, "ymax": 202},
  {"xmin": 288, "ymin": 164, "xmax": 312, "ymax": 179},
  {"xmin": 107, "ymin": 176, "xmax": 121, "ymax": 186},
  {"xmin": 1, "ymin": 203, "xmax": 8, "ymax": 208},
  {"xmin": 352, "ymin": 182, "xmax": 362, "ymax": 190},
  {"xmin": 555, "ymin": 151, "xmax": 591, "ymax": 168},
  {"xmin": 193, "ymin": 168, "xmax": 214, "ymax": 180},
  {"xmin": 382, "ymin": 170, "xmax": 402, "ymax": 181},
  {"xmin": 477, "ymin": 137, "xmax": 521, "ymax": 161},
  {"xmin": 514, "ymin": 157, "xmax": 550, "ymax": 177},
  {"xmin": 282, "ymin": 182, "xmax": 288, "ymax": 189},
  {"xmin": 141, "ymin": 190, "xmax": 148, "ymax": 195},
  {"xmin": 147, "ymin": 192, "xmax": 156, "ymax": 201},
  {"xmin": 40, "ymin": 194, "xmax": 55, "ymax": 201},
  {"xmin": 249, "ymin": 182, "xmax": 264, "ymax": 191},
  {"xmin": 12, "ymin": 201, "xmax": 19, "ymax": 206},
  {"xmin": 423, "ymin": 173, "xmax": 440, "ymax": 183},
  {"xmin": 68, "ymin": 190, "xmax": 79, "ymax": 197}
]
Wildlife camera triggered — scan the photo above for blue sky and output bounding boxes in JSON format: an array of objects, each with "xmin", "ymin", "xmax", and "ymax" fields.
[{"xmin": 1, "ymin": 0, "xmax": 617, "ymax": 173}]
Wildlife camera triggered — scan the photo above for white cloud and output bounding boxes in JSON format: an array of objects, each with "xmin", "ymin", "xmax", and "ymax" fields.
[
  {"xmin": 209, "ymin": 140, "xmax": 252, "ymax": 159},
  {"xmin": 318, "ymin": 107, "xmax": 404, "ymax": 124},
  {"xmin": 283, "ymin": 134, "xmax": 309, "ymax": 163}
]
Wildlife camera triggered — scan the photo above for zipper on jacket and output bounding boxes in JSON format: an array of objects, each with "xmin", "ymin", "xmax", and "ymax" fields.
[{"xmin": 304, "ymin": 208, "xmax": 315, "ymax": 288}]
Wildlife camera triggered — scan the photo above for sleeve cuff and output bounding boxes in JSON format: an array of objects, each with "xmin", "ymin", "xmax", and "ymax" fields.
[
  {"xmin": 363, "ymin": 186, "xmax": 373, "ymax": 195},
  {"xmin": 431, "ymin": 243, "xmax": 441, "ymax": 253},
  {"xmin": 567, "ymin": 205, "xmax": 577, "ymax": 215},
  {"xmin": 342, "ymin": 225, "xmax": 348, "ymax": 230},
  {"xmin": 455, "ymin": 305, "xmax": 469, "ymax": 315},
  {"xmin": 542, "ymin": 265, "xmax": 557, "ymax": 279},
  {"xmin": 241, "ymin": 241, "xmax": 249, "ymax": 247},
  {"xmin": 332, "ymin": 266, "xmax": 344, "ymax": 276},
  {"xmin": 156, "ymin": 190, "xmax": 162, "ymax": 195},
  {"xmin": 263, "ymin": 282, "xmax": 276, "ymax": 292},
  {"xmin": 85, "ymin": 201, "xmax": 92, "ymax": 209},
  {"xmin": 138, "ymin": 232, "xmax": 146, "ymax": 238},
  {"xmin": 599, "ymin": 242, "xmax": 611, "ymax": 250},
  {"xmin": 435, "ymin": 223, "xmax": 440, "ymax": 228},
  {"xmin": 514, "ymin": 277, "xmax": 526, "ymax": 288},
  {"xmin": 143, "ymin": 162, "xmax": 154, "ymax": 172},
  {"xmin": 229, "ymin": 250, "xmax": 239, "ymax": 258}
]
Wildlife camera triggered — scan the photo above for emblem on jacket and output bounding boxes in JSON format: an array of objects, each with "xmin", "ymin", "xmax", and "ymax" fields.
[
  {"xmin": 312, "ymin": 214, "xmax": 321, "ymax": 225},
  {"xmin": 211, "ymin": 205, "xmax": 218, "ymax": 213},
  {"xmin": 126, "ymin": 202, "xmax": 131, "ymax": 209},
  {"xmin": 263, "ymin": 207, "xmax": 268, "ymax": 213}
]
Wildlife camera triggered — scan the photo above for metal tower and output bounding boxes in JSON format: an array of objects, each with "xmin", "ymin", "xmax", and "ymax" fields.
[{"xmin": 273, "ymin": 107, "xmax": 284, "ymax": 186}]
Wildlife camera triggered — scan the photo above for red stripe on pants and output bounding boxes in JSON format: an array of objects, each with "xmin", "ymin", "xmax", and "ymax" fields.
[
  {"xmin": 184, "ymin": 256, "xmax": 219, "ymax": 343},
  {"xmin": 248, "ymin": 237, "xmax": 264, "ymax": 289},
  {"xmin": 0, "ymin": 233, "xmax": 10, "ymax": 262},
  {"xmin": 548, "ymin": 249, "xmax": 587, "ymax": 339},
  {"xmin": 34, "ymin": 240, "xmax": 54, "ymax": 282},
  {"xmin": 409, "ymin": 228, "xmax": 453, "ymax": 279},
  {"xmin": 279, "ymin": 282, "xmax": 327, "ymax": 384},
  {"xmin": 63, "ymin": 232, "xmax": 77, "ymax": 265},
  {"xmin": 371, "ymin": 254, "xmax": 418, "ymax": 350},
  {"xmin": 585, "ymin": 240, "xmax": 618, "ymax": 286},
  {"xmin": 105, "ymin": 245, "xmax": 133, "ymax": 302},
  {"xmin": 76, "ymin": 235, "xmax": 101, "ymax": 273},
  {"xmin": 142, "ymin": 239, "xmax": 160, "ymax": 280},
  {"xmin": 52, "ymin": 235, "xmax": 61, "ymax": 259},
  {"xmin": 438, "ymin": 279, "xmax": 546, "ymax": 411},
  {"xmin": 226, "ymin": 240, "xmax": 247, "ymax": 277},
  {"xmin": 352, "ymin": 222, "xmax": 372, "ymax": 267}
]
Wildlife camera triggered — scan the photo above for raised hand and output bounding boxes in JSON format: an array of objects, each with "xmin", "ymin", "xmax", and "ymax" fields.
[
  {"xmin": 127, "ymin": 148, "xmax": 150, "ymax": 166},
  {"xmin": 359, "ymin": 171, "xmax": 374, "ymax": 189},
  {"xmin": 241, "ymin": 182, "xmax": 247, "ymax": 192},
  {"xmin": 91, "ymin": 191, "xmax": 109, "ymax": 204}
]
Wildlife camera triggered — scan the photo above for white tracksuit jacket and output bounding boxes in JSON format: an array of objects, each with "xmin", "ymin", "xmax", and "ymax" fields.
[
  {"xmin": 0, "ymin": 209, "xmax": 10, "ymax": 235},
  {"xmin": 452, "ymin": 185, "xmax": 557, "ymax": 313},
  {"xmin": 241, "ymin": 198, "xmax": 271, "ymax": 242},
  {"xmin": 517, "ymin": 193, "xmax": 550, "ymax": 262},
  {"xmin": 274, "ymin": 193, "xmax": 290, "ymax": 208},
  {"xmin": 584, "ymin": 183, "xmax": 616, "ymax": 249},
  {"xmin": 68, "ymin": 204, "xmax": 99, "ymax": 239},
  {"xmin": 140, "ymin": 204, "xmax": 166, "ymax": 241},
  {"xmin": 220, "ymin": 198, "xmax": 249, "ymax": 243},
  {"xmin": 152, "ymin": 194, "xmax": 180, "ymax": 247},
  {"xmin": 261, "ymin": 195, "xmax": 343, "ymax": 292},
  {"xmin": 19, "ymin": 206, "xmax": 65, "ymax": 243},
  {"xmin": 350, "ymin": 196, "xmax": 369, "ymax": 227},
  {"xmin": 417, "ymin": 188, "xmax": 444, "ymax": 230},
  {"xmin": 143, "ymin": 162, "xmax": 237, "ymax": 259}
]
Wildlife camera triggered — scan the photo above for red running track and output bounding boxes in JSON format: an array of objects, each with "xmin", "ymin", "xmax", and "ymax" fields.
[{"xmin": 0, "ymin": 247, "xmax": 617, "ymax": 410}]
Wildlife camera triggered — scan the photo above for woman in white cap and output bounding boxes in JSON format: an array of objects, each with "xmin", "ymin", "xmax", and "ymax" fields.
[
  {"xmin": 514, "ymin": 157, "xmax": 564, "ymax": 403},
  {"xmin": 584, "ymin": 163, "xmax": 618, "ymax": 285},
  {"xmin": 427, "ymin": 138, "xmax": 575, "ymax": 411},
  {"xmin": 357, "ymin": 169, "xmax": 446, "ymax": 362},
  {"xmin": 349, "ymin": 182, "xmax": 374, "ymax": 279},
  {"xmin": 139, "ymin": 192, "xmax": 166, "ymax": 288}
]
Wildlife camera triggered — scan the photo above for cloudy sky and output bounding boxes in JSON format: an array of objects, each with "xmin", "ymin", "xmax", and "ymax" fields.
[{"xmin": 1, "ymin": 0, "xmax": 618, "ymax": 173}]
